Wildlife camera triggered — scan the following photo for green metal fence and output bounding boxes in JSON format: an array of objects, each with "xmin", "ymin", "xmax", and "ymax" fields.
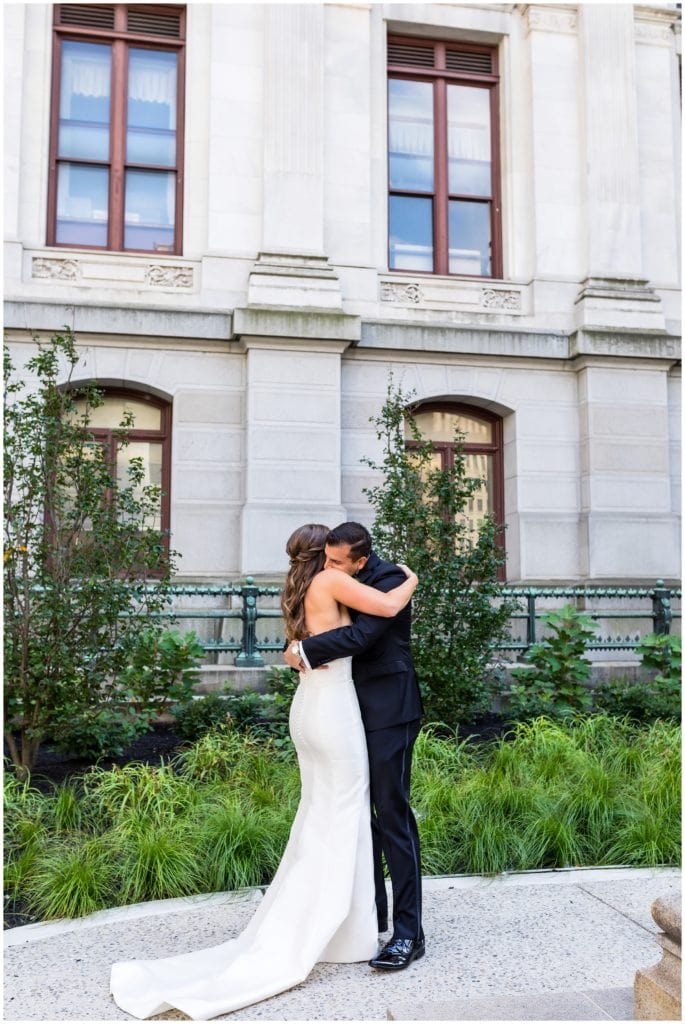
[{"xmin": 150, "ymin": 578, "xmax": 681, "ymax": 669}]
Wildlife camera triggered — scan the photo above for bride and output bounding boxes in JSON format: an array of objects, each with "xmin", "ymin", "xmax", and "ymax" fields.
[{"xmin": 110, "ymin": 523, "xmax": 418, "ymax": 1020}]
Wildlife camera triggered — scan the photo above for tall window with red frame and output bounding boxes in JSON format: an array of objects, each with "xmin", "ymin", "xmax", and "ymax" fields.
[
  {"xmin": 48, "ymin": 4, "xmax": 185, "ymax": 254},
  {"xmin": 387, "ymin": 37, "xmax": 502, "ymax": 278}
]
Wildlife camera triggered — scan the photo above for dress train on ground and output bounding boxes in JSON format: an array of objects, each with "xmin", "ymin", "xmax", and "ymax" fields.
[{"xmin": 110, "ymin": 657, "xmax": 377, "ymax": 1020}]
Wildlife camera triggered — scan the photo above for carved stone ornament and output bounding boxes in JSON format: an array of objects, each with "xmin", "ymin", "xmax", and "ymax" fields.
[
  {"xmin": 526, "ymin": 5, "xmax": 577, "ymax": 34},
  {"xmin": 32, "ymin": 257, "xmax": 79, "ymax": 280},
  {"xmin": 634, "ymin": 20, "xmax": 674, "ymax": 45},
  {"xmin": 146, "ymin": 265, "xmax": 194, "ymax": 288},
  {"xmin": 481, "ymin": 288, "xmax": 522, "ymax": 310},
  {"xmin": 380, "ymin": 281, "xmax": 423, "ymax": 304}
]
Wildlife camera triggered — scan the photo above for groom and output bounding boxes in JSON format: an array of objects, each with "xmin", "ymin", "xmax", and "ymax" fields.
[{"xmin": 284, "ymin": 521, "xmax": 425, "ymax": 970}]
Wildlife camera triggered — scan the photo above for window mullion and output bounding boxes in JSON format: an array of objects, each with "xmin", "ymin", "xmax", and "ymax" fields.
[
  {"xmin": 108, "ymin": 39, "xmax": 126, "ymax": 251},
  {"xmin": 434, "ymin": 76, "xmax": 448, "ymax": 275}
]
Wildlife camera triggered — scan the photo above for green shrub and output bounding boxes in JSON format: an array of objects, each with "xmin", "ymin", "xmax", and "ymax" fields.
[
  {"xmin": 49, "ymin": 629, "xmax": 204, "ymax": 760},
  {"xmin": 593, "ymin": 634, "xmax": 680, "ymax": 723},
  {"xmin": 508, "ymin": 605, "xmax": 598, "ymax": 721},
  {"xmin": 638, "ymin": 632, "xmax": 681, "ymax": 681},
  {"xmin": 593, "ymin": 674, "xmax": 680, "ymax": 723},
  {"xmin": 119, "ymin": 628, "xmax": 204, "ymax": 710},
  {"xmin": 172, "ymin": 693, "xmax": 234, "ymax": 741},
  {"xmin": 173, "ymin": 668, "xmax": 298, "ymax": 749}
]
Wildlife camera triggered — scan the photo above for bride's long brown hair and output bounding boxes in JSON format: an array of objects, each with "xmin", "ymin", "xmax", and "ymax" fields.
[{"xmin": 281, "ymin": 523, "xmax": 329, "ymax": 643}]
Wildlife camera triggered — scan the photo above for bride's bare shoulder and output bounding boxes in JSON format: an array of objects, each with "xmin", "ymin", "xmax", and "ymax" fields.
[{"xmin": 308, "ymin": 568, "xmax": 343, "ymax": 592}]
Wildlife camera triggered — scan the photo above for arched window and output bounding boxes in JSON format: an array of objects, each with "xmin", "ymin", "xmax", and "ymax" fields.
[
  {"xmin": 405, "ymin": 402, "xmax": 505, "ymax": 578},
  {"xmin": 70, "ymin": 389, "xmax": 172, "ymax": 543}
]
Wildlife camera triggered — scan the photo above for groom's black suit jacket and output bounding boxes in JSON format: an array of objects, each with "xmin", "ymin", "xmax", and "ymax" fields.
[{"xmin": 301, "ymin": 552, "xmax": 423, "ymax": 732}]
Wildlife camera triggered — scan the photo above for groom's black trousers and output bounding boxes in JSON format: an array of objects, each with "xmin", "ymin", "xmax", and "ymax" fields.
[{"xmin": 366, "ymin": 717, "xmax": 422, "ymax": 941}]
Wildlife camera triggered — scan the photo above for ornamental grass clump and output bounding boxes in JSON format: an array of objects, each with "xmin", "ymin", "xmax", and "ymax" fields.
[
  {"xmin": 23, "ymin": 837, "xmax": 116, "ymax": 922},
  {"xmin": 411, "ymin": 714, "xmax": 680, "ymax": 875},
  {"xmin": 4, "ymin": 717, "xmax": 680, "ymax": 923}
]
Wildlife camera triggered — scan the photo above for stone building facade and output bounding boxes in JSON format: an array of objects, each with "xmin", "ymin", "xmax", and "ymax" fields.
[{"xmin": 4, "ymin": 2, "xmax": 681, "ymax": 584}]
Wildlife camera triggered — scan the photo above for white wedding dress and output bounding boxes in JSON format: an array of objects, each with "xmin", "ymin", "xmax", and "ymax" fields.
[{"xmin": 110, "ymin": 657, "xmax": 378, "ymax": 1020}]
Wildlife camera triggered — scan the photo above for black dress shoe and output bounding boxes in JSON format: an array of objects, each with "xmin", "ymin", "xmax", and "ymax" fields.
[{"xmin": 369, "ymin": 936, "xmax": 425, "ymax": 970}]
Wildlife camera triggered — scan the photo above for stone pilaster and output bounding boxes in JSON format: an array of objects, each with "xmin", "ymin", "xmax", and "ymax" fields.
[
  {"xmin": 575, "ymin": 5, "xmax": 664, "ymax": 331},
  {"xmin": 262, "ymin": 3, "xmax": 324, "ymax": 255},
  {"xmin": 234, "ymin": 309, "xmax": 360, "ymax": 576},
  {"xmin": 576, "ymin": 359, "xmax": 678, "ymax": 580}
]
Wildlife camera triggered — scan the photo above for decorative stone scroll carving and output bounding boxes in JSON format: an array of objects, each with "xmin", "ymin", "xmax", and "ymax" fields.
[
  {"xmin": 380, "ymin": 282, "xmax": 423, "ymax": 304},
  {"xmin": 145, "ymin": 265, "xmax": 194, "ymax": 289},
  {"xmin": 32, "ymin": 257, "xmax": 79, "ymax": 280},
  {"xmin": 481, "ymin": 288, "xmax": 522, "ymax": 310}
]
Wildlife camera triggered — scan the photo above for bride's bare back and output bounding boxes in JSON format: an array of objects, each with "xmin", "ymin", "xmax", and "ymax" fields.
[{"xmin": 302, "ymin": 566, "xmax": 417, "ymax": 638}]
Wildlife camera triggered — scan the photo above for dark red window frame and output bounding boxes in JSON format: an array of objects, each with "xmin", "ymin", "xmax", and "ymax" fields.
[
  {"xmin": 67, "ymin": 387, "xmax": 173, "ymax": 570},
  {"xmin": 387, "ymin": 35, "xmax": 502, "ymax": 279},
  {"xmin": 408, "ymin": 401, "xmax": 506, "ymax": 580},
  {"xmin": 47, "ymin": 4, "xmax": 186, "ymax": 254}
]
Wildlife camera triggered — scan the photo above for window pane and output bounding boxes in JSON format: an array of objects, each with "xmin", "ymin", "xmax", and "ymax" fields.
[
  {"xmin": 59, "ymin": 41, "xmax": 111, "ymax": 161},
  {"xmin": 447, "ymin": 85, "xmax": 491, "ymax": 197},
  {"xmin": 124, "ymin": 170, "xmax": 175, "ymax": 251},
  {"xmin": 388, "ymin": 79, "xmax": 434, "ymax": 191},
  {"xmin": 464, "ymin": 452, "xmax": 493, "ymax": 544},
  {"xmin": 117, "ymin": 441, "xmax": 163, "ymax": 531},
  {"xmin": 71, "ymin": 396, "xmax": 162, "ymax": 431},
  {"xmin": 448, "ymin": 200, "xmax": 491, "ymax": 276},
  {"xmin": 127, "ymin": 49, "xmax": 177, "ymax": 167},
  {"xmin": 56, "ymin": 163, "xmax": 109, "ymax": 245},
  {"xmin": 389, "ymin": 195, "xmax": 433, "ymax": 271},
  {"xmin": 411, "ymin": 410, "xmax": 493, "ymax": 445}
]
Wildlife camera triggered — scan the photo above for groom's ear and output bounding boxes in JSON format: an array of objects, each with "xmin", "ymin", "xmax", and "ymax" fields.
[{"xmin": 355, "ymin": 555, "xmax": 369, "ymax": 572}]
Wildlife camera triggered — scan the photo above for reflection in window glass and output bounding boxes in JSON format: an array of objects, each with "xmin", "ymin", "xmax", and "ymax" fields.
[
  {"xmin": 464, "ymin": 452, "xmax": 493, "ymax": 544},
  {"xmin": 447, "ymin": 85, "xmax": 491, "ymax": 197},
  {"xmin": 411, "ymin": 410, "xmax": 493, "ymax": 444},
  {"xmin": 388, "ymin": 79, "xmax": 434, "ymax": 192},
  {"xmin": 124, "ymin": 170, "xmax": 175, "ymax": 251},
  {"xmin": 389, "ymin": 195, "xmax": 433, "ymax": 271},
  {"xmin": 71, "ymin": 397, "xmax": 162, "ymax": 431},
  {"xmin": 59, "ymin": 41, "xmax": 111, "ymax": 161},
  {"xmin": 117, "ymin": 441, "xmax": 163, "ymax": 531},
  {"xmin": 56, "ymin": 164, "xmax": 109, "ymax": 245},
  {"xmin": 448, "ymin": 200, "xmax": 491, "ymax": 276},
  {"xmin": 127, "ymin": 50, "xmax": 177, "ymax": 167}
]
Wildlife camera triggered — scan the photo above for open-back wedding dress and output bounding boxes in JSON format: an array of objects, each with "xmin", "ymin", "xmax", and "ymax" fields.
[{"xmin": 110, "ymin": 656, "xmax": 378, "ymax": 1020}]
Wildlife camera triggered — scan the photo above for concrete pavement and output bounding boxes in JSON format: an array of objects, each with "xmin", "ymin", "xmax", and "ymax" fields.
[{"xmin": 4, "ymin": 866, "xmax": 681, "ymax": 1021}]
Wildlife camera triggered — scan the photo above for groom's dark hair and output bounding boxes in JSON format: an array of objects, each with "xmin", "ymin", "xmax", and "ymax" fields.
[{"xmin": 326, "ymin": 522, "xmax": 372, "ymax": 560}]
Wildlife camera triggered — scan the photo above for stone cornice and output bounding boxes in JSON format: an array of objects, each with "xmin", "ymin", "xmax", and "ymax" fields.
[
  {"xmin": 570, "ymin": 328, "xmax": 681, "ymax": 362},
  {"xmin": 232, "ymin": 306, "xmax": 360, "ymax": 345},
  {"xmin": 3, "ymin": 299, "xmax": 231, "ymax": 341}
]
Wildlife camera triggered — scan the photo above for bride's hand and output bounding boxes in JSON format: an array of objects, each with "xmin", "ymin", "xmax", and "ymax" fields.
[{"xmin": 397, "ymin": 563, "xmax": 417, "ymax": 582}]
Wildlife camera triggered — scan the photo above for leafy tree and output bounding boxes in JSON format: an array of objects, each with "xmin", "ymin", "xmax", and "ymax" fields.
[
  {"xmin": 362, "ymin": 379, "xmax": 516, "ymax": 725},
  {"xmin": 4, "ymin": 330, "xmax": 179, "ymax": 777}
]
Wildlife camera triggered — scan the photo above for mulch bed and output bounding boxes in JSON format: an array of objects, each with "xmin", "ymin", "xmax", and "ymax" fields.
[{"xmin": 6, "ymin": 723, "xmax": 188, "ymax": 794}]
